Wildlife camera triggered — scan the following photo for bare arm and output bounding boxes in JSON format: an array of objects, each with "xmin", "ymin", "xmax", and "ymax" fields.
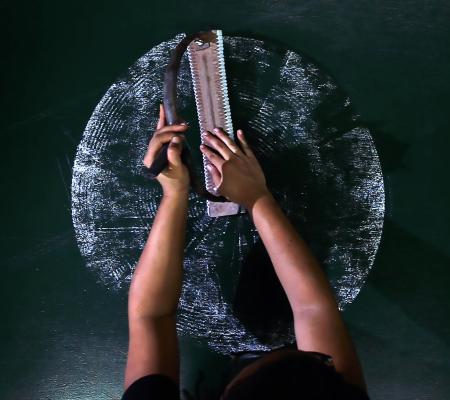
[
  {"xmin": 124, "ymin": 105, "xmax": 189, "ymax": 390},
  {"xmin": 201, "ymin": 127, "xmax": 366, "ymax": 390},
  {"xmin": 249, "ymin": 193, "xmax": 366, "ymax": 390}
]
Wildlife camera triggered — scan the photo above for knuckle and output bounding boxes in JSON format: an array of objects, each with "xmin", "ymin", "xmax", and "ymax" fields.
[
  {"xmin": 222, "ymin": 160, "xmax": 231, "ymax": 170},
  {"xmin": 161, "ymin": 132, "xmax": 175, "ymax": 142},
  {"xmin": 209, "ymin": 135, "xmax": 220, "ymax": 143},
  {"xmin": 217, "ymin": 138, "xmax": 228, "ymax": 147}
]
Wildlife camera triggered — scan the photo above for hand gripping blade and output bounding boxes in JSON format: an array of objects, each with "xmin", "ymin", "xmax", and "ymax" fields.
[{"xmin": 188, "ymin": 30, "xmax": 241, "ymax": 217}]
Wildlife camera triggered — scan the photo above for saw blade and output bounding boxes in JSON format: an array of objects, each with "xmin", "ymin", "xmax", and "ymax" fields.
[{"xmin": 188, "ymin": 30, "xmax": 241, "ymax": 217}]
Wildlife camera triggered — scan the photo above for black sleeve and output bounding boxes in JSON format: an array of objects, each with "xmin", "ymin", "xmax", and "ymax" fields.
[{"xmin": 121, "ymin": 374, "xmax": 180, "ymax": 400}]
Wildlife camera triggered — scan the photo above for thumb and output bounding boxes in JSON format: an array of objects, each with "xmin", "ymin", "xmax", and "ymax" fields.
[
  {"xmin": 206, "ymin": 163, "xmax": 221, "ymax": 188},
  {"xmin": 167, "ymin": 136, "xmax": 183, "ymax": 167},
  {"xmin": 156, "ymin": 103, "xmax": 166, "ymax": 130}
]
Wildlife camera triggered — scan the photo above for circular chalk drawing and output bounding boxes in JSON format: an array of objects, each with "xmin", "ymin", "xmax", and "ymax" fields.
[{"xmin": 72, "ymin": 34, "xmax": 384, "ymax": 354}]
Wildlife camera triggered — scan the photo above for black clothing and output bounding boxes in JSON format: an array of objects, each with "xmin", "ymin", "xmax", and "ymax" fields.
[
  {"xmin": 120, "ymin": 372, "xmax": 370, "ymax": 400},
  {"xmin": 121, "ymin": 374, "xmax": 179, "ymax": 400}
]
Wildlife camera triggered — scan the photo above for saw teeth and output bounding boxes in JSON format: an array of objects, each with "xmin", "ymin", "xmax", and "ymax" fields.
[
  {"xmin": 216, "ymin": 30, "xmax": 234, "ymax": 137},
  {"xmin": 188, "ymin": 30, "xmax": 240, "ymax": 216}
]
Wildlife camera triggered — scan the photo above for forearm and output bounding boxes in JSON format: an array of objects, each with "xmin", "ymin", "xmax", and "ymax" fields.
[
  {"xmin": 128, "ymin": 191, "xmax": 188, "ymax": 319},
  {"xmin": 199, "ymin": 127, "xmax": 366, "ymax": 389},
  {"xmin": 249, "ymin": 192, "xmax": 338, "ymax": 313},
  {"xmin": 250, "ymin": 193, "xmax": 366, "ymax": 388}
]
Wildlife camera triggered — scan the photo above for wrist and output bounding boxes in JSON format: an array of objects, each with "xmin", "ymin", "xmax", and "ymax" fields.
[
  {"xmin": 248, "ymin": 191, "xmax": 281, "ymax": 225},
  {"xmin": 162, "ymin": 188, "xmax": 189, "ymax": 201},
  {"xmin": 245, "ymin": 190, "xmax": 274, "ymax": 211}
]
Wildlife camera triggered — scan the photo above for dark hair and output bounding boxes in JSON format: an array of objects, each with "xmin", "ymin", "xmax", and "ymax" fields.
[{"xmin": 221, "ymin": 351, "xmax": 369, "ymax": 400}]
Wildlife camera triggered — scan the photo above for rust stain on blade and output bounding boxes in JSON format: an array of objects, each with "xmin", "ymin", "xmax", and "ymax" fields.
[{"xmin": 188, "ymin": 30, "xmax": 241, "ymax": 217}]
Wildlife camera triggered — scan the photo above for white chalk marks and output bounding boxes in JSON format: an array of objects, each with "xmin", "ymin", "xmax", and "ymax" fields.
[{"xmin": 72, "ymin": 35, "xmax": 384, "ymax": 354}]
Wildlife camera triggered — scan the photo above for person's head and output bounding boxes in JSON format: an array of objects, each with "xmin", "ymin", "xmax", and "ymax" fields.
[{"xmin": 220, "ymin": 349, "xmax": 369, "ymax": 400}]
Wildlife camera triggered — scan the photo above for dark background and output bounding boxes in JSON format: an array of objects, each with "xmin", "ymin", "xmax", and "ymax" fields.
[{"xmin": 1, "ymin": 1, "xmax": 449, "ymax": 399}]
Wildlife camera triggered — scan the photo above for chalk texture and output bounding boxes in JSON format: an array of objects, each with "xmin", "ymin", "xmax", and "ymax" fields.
[{"xmin": 71, "ymin": 34, "xmax": 384, "ymax": 354}]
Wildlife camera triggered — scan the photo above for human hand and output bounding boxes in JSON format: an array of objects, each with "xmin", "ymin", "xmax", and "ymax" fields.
[
  {"xmin": 200, "ymin": 127, "xmax": 270, "ymax": 209},
  {"xmin": 143, "ymin": 104, "xmax": 190, "ymax": 197}
]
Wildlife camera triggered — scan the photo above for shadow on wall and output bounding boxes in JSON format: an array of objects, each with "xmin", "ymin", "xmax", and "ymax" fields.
[
  {"xmin": 369, "ymin": 218, "xmax": 450, "ymax": 346},
  {"xmin": 232, "ymin": 216, "xmax": 450, "ymax": 349},
  {"xmin": 231, "ymin": 119, "xmax": 448, "ymax": 348},
  {"xmin": 232, "ymin": 238, "xmax": 294, "ymax": 345},
  {"xmin": 358, "ymin": 115, "xmax": 450, "ymax": 342}
]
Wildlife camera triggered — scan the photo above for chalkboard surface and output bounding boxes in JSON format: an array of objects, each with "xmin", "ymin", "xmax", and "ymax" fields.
[{"xmin": 2, "ymin": 1, "xmax": 450, "ymax": 399}]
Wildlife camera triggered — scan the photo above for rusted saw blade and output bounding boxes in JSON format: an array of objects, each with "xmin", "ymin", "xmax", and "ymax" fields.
[{"xmin": 188, "ymin": 30, "xmax": 241, "ymax": 217}]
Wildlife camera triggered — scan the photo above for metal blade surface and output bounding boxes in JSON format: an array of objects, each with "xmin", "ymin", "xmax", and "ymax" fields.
[{"xmin": 188, "ymin": 30, "xmax": 241, "ymax": 217}]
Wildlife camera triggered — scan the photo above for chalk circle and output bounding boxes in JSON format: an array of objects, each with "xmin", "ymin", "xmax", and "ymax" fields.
[{"xmin": 72, "ymin": 34, "xmax": 384, "ymax": 354}]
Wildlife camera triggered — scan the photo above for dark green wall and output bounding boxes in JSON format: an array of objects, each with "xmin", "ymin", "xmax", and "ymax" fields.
[{"xmin": 1, "ymin": 1, "xmax": 449, "ymax": 399}]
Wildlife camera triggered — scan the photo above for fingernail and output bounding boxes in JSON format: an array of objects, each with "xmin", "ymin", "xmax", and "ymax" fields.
[
  {"xmin": 213, "ymin": 128, "xmax": 220, "ymax": 133},
  {"xmin": 206, "ymin": 164, "xmax": 212, "ymax": 170},
  {"xmin": 172, "ymin": 136, "xmax": 181, "ymax": 143}
]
